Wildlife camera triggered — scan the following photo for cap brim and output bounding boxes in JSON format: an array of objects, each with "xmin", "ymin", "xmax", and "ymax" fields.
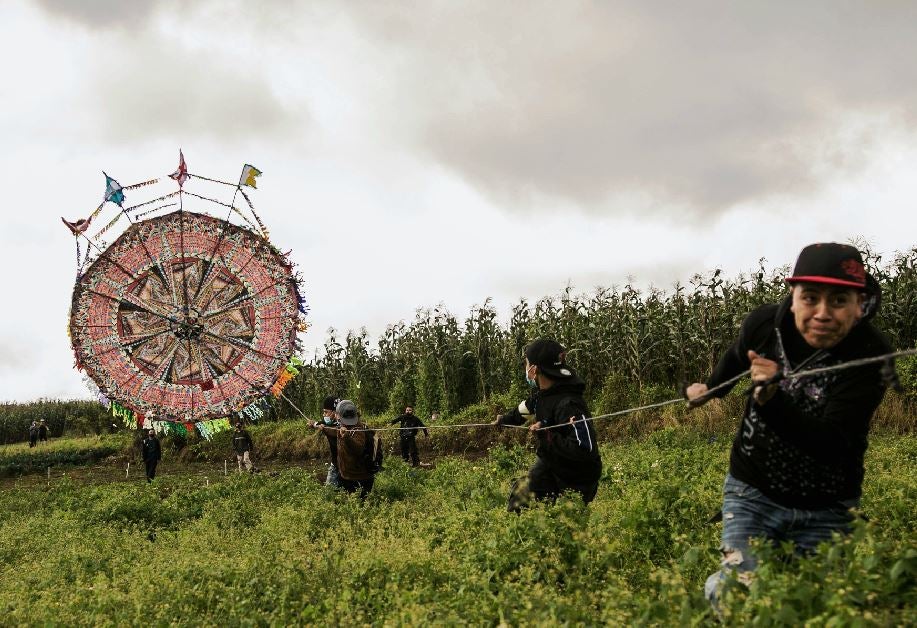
[{"xmin": 785, "ymin": 276, "xmax": 866, "ymax": 289}]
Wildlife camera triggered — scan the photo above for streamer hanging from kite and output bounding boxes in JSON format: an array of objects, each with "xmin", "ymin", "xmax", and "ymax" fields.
[{"xmin": 66, "ymin": 153, "xmax": 308, "ymax": 423}]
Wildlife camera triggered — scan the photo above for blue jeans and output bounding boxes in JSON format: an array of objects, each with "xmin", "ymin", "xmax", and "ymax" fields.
[
  {"xmin": 704, "ymin": 474, "xmax": 858, "ymax": 604},
  {"xmin": 325, "ymin": 463, "xmax": 341, "ymax": 488}
]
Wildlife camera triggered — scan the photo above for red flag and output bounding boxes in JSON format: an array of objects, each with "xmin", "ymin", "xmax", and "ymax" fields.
[
  {"xmin": 170, "ymin": 150, "xmax": 189, "ymax": 188},
  {"xmin": 61, "ymin": 216, "xmax": 92, "ymax": 236}
]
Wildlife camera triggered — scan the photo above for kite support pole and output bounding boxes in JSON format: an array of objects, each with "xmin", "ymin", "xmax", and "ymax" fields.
[
  {"xmin": 126, "ymin": 462, "xmax": 130, "ymax": 478},
  {"xmin": 224, "ymin": 460, "xmax": 227, "ymax": 476},
  {"xmin": 47, "ymin": 466, "xmax": 51, "ymax": 485}
]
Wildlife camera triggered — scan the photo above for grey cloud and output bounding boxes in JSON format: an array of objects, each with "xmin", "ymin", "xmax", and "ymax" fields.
[
  {"xmin": 0, "ymin": 342, "xmax": 27, "ymax": 370},
  {"xmin": 342, "ymin": 1, "xmax": 917, "ymax": 214},
  {"xmin": 35, "ymin": 0, "xmax": 304, "ymax": 144},
  {"xmin": 35, "ymin": 0, "xmax": 161, "ymax": 29},
  {"xmin": 82, "ymin": 33, "xmax": 304, "ymax": 144}
]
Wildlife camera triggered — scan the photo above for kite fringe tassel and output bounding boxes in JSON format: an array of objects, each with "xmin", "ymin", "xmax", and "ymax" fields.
[
  {"xmin": 126, "ymin": 191, "xmax": 180, "ymax": 213},
  {"xmin": 94, "ymin": 213, "xmax": 123, "ymax": 240},
  {"xmin": 269, "ymin": 356, "xmax": 303, "ymax": 397},
  {"xmin": 135, "ymin": 202, "xmax": 178, "ymax": 219},
  {"xmin": 124, "ymin": 178, "xmax": 160, "ymax": 191},
  {"xmin": 239, "ymin": 188, "xmax": 270, "ymax": 240}
]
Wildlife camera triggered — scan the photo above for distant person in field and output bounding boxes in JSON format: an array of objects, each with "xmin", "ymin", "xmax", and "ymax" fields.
[
  {"xmin": 141, "ymin": 428, "xmax": 162, "ymax": 483},
  {"xmin": 685, "ymin": 243, "xmax": 892, "ymax": 606},
  {"xmin": 312, "ymin": 400, "xmax": 379, "ymax": 499},
  {"xmin": 390, "ymin": 405, "xmax": 429, "ymax": 467},
  {"xmin": 314, "ymin": 395, "xmax": 342, "ymax": 488},
  {"xmin": 232, "ymin": 421, "xmax": 258, "ymax": 473},
  {"xmin": 37, "ymin": 419, "xmax": 49, "ymax": 444},
  {"xmin": 494, "ymin": 338, "xmax": 602, "ymax": 512},
  {"xmin": 28, "ymin": 421, "xmax": 39, "ymax": 448}
]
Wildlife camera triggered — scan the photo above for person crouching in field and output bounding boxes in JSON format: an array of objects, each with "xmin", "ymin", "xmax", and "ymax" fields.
[
  {"xmin": 313, "ymin": 400, "xmax": 377, "ymax": 499},
  {"xmin": 494, "ymin": 338, "xmax": 602, "ymax": 512},
  {"xmin": 685, "ymin": 243, "xmax": 892, "ymax": 606},
  {"xmin": 141, "ymin": 428, "xmax": 162, "ymax": 483},
  {"xmin": 232, "ymin": 421, "xmax": 259, "ymax": 473}
]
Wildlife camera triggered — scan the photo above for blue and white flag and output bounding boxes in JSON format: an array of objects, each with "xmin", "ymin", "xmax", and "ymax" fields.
[{"xmin": 103, "ymin": 171, "xmax": 125, "ymax": 206}]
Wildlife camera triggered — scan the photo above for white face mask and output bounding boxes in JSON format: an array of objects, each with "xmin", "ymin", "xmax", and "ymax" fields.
[{"xmin": 525, "ymin": 365, "xmax": 537, "ymax": 387}]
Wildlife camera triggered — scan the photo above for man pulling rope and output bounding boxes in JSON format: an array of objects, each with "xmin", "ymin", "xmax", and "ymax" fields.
[{"xmin": 684, "ymin": 242, "xmax": 894, "ymax": 609}]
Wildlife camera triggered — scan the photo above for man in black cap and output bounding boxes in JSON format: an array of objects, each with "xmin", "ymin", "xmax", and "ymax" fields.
[
  {"xmin": 685, "ymin": 243, "xmax": 892, "ymax": 604},
  {"xmin": 140, "ymin": 428, "xmax": 162, "ymax": 483},
  {"xmin": 389, "ymin": 405, "xmax": 429, "ymax": 467},
  {"xmin": 494, "ymin": 338, "xmax": 602, "ymax": 512},
  {"xmin": 316, "ymin": 395, "xmax": 342, "ymax": 487}
]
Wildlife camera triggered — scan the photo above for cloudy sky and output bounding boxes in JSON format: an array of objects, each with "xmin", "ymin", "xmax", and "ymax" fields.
[{"xmin": 2, "ymin": 0, "xmax": 917, "ymax": 402}]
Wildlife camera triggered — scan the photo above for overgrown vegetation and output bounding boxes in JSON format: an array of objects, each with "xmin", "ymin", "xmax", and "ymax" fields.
[
  {"xmin": 0, "ymin": 399, "xmax": 112, "ymax": 445},
  {"xmin": 0, "ymin": 430, "xmax": 912, "ymax": 625},
  {"xmin": 0, "ymin": 435, "xmax": 126, "ymax": 477}
]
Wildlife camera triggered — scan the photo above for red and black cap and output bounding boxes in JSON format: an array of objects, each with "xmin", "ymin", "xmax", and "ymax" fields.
[
  {"xmin": 786, "ymin": 243, "xmax": 868, "ymax": 289},
  {"xmin": 525, "ymin": 338, "xmax": 576, "ymax": 380}
]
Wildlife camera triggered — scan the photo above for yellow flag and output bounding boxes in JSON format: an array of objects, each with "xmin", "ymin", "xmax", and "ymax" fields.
[{"xmin": 240, "ymin": 164, "xmax": 262, "ymax": 188}]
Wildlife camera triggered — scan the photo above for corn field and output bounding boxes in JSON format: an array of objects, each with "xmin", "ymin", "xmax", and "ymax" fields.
[{"xmin": 281, "ymin": 246, "xmax": 917, "ymax": 419}]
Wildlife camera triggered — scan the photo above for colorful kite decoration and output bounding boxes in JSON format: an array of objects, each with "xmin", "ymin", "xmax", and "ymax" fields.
[{"xmin": 66, "ymin": 154, "xmax": 308, "ymax": 429}]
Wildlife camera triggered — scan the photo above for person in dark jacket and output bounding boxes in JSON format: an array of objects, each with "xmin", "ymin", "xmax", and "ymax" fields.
[
  {"xmin": 314, "ymin": 395, "xmax": 342, "ymax": 487},
  {"xmin": 28, "ymin": 421, "xmax": 38, "ymax": 448},
  {"xmin": 140, "ymin": 429, "xmax": 162, "ymax": 483},
  {"xmin": 232, "ymin": 421, "xmax": 258, "ymax": 473},
  {"xmin": 495, "ymin": 338, "xmax": 602, "ymax": 512},
  {"xmin": 685, "ymin": 243, "xmax": 892, "ymax": 605},
  {"xmin": 37, "ymin": 419, "xmax": 49, "ymax": 444},
  {"xmin": 313, "ymin": 400, "xmax": 376, "ymax": 499},
  {"xmin": 390, "ymin": 406, "xmax": 429, "ymax": 467}
]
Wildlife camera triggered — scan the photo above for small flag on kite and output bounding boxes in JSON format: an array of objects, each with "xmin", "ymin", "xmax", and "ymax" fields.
[
  {"xmin": 170, "ymin": 150, "xmax": 189, "ymax": 188},
  {"xmin": 239, "ymin": 164, "xmax": 262, "ymax": 188},
  {"xmin": 61, "ymin": 216, "xmax": 93, "ymax": 236},
  {"xmin": 103, "ymin": 172, "xmax": 125, "ymax": 206}
]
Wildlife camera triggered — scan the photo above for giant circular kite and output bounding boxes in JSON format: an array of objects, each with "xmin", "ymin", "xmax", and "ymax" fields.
[{"xmin": 65, "ymin": 154, "xmax": 307, "ymax": 427}]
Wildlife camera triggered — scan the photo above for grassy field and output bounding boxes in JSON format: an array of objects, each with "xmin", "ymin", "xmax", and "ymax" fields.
[{"xmin": 0, "ymin": 424, "xmax": 914, "ymax": 625}]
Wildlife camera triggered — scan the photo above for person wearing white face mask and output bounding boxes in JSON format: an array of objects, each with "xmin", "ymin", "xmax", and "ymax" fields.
[
  {"xmin": 312, "ymin": 395, "xmax": 342, "ymax": 488},
  {"xmin": 685, "ymin": 243, "xmax": 893, "ymax": 608},
  {"xmin": 494, "ymin": 338, "xmax": 602, "ymax": 512}
]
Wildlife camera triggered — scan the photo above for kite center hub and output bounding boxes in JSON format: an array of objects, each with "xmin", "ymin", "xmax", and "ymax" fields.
[{"xmin": 170, "ymin": 307, "xmax": 205, "ymax": 341}]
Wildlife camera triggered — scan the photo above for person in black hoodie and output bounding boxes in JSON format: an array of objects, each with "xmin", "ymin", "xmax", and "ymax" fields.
[
  {"xmin": 141, "ymin": 429, "xmax": 162, "ymax": 483},
  {"xmin": 390, "ymin": 406, "xmax": 429, "ymax": 466},
  {"xmin": 495, "ymin": 338, "xmax": 602, "ymax": 512},
  {"xmin": 685, "ymin": 243, "xmax": 892, "ymax": 605}
]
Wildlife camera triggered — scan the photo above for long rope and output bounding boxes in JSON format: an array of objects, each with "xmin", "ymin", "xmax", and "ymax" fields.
[
  {"xmin": 538, "ymin": 346, "xmax": 917, "ymax": 432},
  {"xmin": 283, "ymin": 346, "xmax": 915, "ymax": 435}
]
